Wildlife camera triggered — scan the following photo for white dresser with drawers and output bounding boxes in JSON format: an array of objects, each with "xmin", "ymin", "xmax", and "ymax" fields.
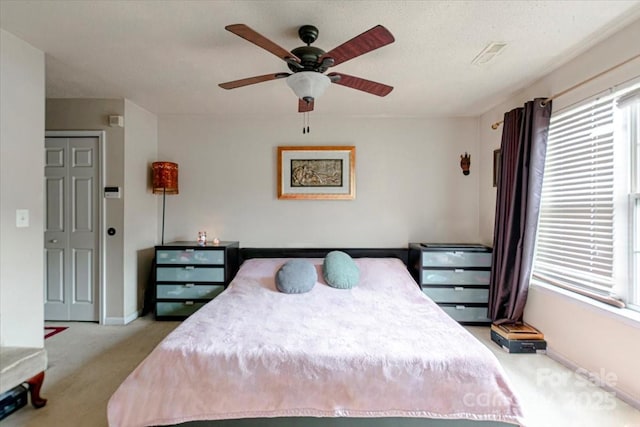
[
  {"xmin": 409, "ymin": 243, "xmax": 492, "ymax": 324},
  {"xmin": 154, "ymin": 241, "xmax": 239, "ymax": 320}
]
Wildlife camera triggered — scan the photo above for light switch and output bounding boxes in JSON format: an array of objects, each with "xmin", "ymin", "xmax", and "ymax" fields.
[{"xmin": 16, "ymin": 209, "xmax": 29, "ymax": 228}]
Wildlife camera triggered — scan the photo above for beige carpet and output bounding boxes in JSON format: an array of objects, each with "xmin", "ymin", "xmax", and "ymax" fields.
[{"xmin": 3, "ymin": 317, "xmax": 639, "ymax": 427}]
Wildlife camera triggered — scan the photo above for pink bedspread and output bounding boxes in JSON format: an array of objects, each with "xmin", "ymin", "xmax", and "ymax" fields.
[{"xmin": 107, "ymin": 258, "xmax": 525, "ymax": 427}]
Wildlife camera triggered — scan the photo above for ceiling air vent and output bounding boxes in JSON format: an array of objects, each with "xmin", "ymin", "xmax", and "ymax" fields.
[{"xmin": 471, "ymin": 42, "xmax": 507, "ymax": 65}]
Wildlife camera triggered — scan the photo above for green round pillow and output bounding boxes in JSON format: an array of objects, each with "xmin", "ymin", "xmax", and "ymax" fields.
[
  {"xmin": 323, "ymin": 251, "xmax": 360, "ymax": 289},
  {"xmin": 275, "ymin": 259, "xmax": 317, "ymax": 294}
]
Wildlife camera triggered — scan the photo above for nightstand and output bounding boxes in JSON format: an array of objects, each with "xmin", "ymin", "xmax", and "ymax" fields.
[
  {"xmin": 154, "ymin": 241, "xmax": 239, "ymax": 320},
  {"xmin": 409, "ymin": 243, "xmax": 492, "ymax": 325}
]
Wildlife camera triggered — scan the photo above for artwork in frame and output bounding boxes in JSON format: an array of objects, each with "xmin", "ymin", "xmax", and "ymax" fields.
[
  {"xmin": 493, "ymin": 148, "xmax": 501, "ymax": 187},
  {"xmin": 277, "ymin": 146, "xmax": 355, "ymax": 200}
]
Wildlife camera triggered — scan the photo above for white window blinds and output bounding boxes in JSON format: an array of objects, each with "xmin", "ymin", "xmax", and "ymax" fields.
[
  {"xmin": 622, "ymin": 90, "xmax": 640, "ymax": 309},
  {"xmin": 532, "ymin": 92, "xmax": 623, "ymax": 306}
]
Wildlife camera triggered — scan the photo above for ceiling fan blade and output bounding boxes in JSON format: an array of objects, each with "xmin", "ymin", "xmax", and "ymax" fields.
[
  {"xmin": 320, "ymin": 25, "xmax": 394, "ymax": 67},
  {"xmin": 219, "ymin": 73, "xmax": 289, "ymax": 90},
  {"xmin": 328, "ymin": 73, "xmax": 393, "ymax": 97},
  {"xmin": 225, "ymin": 24, "xmax": 300, "ymax": 63},
  {"xmin": 298, "ymin": 98, "xmax": 314, "ymax": 112}
]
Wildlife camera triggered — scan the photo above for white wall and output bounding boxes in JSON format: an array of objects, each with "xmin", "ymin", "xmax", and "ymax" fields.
[
  {"xmin": 0, "ymin": 30, "xmax": 45, "ymax": 347},
  {"xmin": 478, "ymin": 19, "xmax": 640, "ymax": 403},
  {"xmin": 158, "ymin": 115, "xmax": 480, "ymax": 247},
  {"xmin": 123, "ymin": 99, "xmax": 158, "ymax": 320}
]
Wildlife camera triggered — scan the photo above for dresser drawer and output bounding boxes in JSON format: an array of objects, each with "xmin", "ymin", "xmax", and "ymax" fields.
[
  {"xmin": 156, "ymin": 266, "xmax": 224, "ymax": 282},
  {"xmin": 422, "ymin": 251, "xmax": 491, "ymax": 268},
  {"xmin": 156, "ymin": 249, "xmax": 225, "ymax": 265},
  {"xmin": 421, "ymin": 269, "xmax": 490, "ymax": 286},
  {"xmin": 422, "ymin": 287, "xmax": 489, "ymax": 304},
  {"xmin": 156, "ymin": 301, "xmax": 207, "ymax": 318},
  {"xmin": 439, "ymin": 304, "xmax": 491, "ymax": 323},
  {"xmin": 156, "ymin": 284, "xmax": 225, "ymax": 300}
]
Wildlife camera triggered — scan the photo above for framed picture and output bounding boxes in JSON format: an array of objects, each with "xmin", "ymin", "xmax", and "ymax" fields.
[
  {"xmin": 493, "ymin": 148, "xmax": 501, "ymax": 187},
  {"xmin": 277, "ymin": 146, "xmax": 355, "ymax": 200}
]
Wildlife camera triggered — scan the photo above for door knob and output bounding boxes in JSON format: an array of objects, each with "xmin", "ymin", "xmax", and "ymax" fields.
[{"xmin": 50, "ymin": 239, "xmax": 58, "ymax": 243}]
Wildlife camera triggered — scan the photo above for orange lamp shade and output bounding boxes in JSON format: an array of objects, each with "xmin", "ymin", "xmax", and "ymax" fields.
[{"xmin": 152, "ymin": 162, "xmax": 179, "ymax": 194}]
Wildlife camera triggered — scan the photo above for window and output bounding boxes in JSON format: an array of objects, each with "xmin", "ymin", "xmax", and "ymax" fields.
[{"xmin": 532, "ymin": 81, "xmax": 640, "ymax": 311}]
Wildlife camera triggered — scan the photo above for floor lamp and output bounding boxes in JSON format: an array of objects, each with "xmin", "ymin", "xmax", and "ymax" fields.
[{"xmin": 152, "ymin": 161, "xmax": 179, "ymax": 245}]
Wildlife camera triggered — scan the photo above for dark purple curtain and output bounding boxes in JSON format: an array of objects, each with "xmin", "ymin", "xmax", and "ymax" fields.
[{"xmin": 489, "ymin": 98, "xmax": 552, "ymax": 324}]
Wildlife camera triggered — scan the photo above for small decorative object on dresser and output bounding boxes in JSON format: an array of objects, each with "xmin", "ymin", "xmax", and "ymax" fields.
[
  {"xmin": 197, "ymin": 231, "xmax": 206, "ymax": 246},
  {"xmin": 154, "ymin": 241, "xmax": 239, "ymax": 320},
  {"xmin": 409, "ymin": 243, "xmax": 492, "ymax": 324}
]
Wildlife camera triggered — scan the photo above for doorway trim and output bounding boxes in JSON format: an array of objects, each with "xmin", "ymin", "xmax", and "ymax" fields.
[{"xmin": 45, "ymin": 130, "xmax": 106, "ymax": 324}]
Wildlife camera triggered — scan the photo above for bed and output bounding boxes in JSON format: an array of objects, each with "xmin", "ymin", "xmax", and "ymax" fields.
[{"xmin": 107, "ymin": 249, "xmax": 524, "ymax": 427}]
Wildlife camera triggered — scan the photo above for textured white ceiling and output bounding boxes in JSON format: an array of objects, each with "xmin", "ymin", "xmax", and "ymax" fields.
[{"xmin": 2, "ymin": 0, "xmax": 640, "ymax": 118}]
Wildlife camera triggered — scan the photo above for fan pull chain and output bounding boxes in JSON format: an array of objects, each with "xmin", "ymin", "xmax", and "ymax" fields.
[{"xmin": 302, "ymin": 112, "xmax": 311, "ymax": 134}]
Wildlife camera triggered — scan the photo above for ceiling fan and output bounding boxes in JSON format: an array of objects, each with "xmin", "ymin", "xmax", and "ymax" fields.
[{"xmin": 218, "ymin": 24, "xmax": 395, "ymax": 114}]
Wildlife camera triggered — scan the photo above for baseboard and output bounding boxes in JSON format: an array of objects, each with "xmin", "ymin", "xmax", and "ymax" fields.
[
  {"xmin": 103, "ymin": 317, "xmax": 123, "ymax": 326},
  {"xmin": 103, "ymin": 311, "xmax": 139, "ymax": 326},
  {"xmin": 546, "ymin": 346, "xmax": 640, "ymax": 410}
]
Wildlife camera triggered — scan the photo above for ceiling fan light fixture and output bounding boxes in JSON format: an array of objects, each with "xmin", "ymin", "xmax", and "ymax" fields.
[{"xmin": 286, "ymin": 71, "xmax": 331, "ymax": 102}]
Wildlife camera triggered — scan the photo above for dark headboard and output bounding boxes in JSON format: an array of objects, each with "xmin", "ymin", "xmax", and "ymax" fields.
[{"xmin": 239, "ymin": 248, "xmax": 408, "ymax": 266}]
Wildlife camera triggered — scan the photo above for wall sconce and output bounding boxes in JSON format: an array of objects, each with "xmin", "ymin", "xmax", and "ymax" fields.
[
  {"xmin": 152, "ymin": 161, "xmax": 179, "ymax": 245},
  {"xmin": 460, "ymin": 153, "xmax": 471, "ymax": 175}
]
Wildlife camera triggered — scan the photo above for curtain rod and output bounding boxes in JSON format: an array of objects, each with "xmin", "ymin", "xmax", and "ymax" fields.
[{"xmin": 491, "ymin": 52, "xmax": 640, "ymax": 130}]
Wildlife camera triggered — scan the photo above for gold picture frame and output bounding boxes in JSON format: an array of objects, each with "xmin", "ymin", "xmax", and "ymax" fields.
[{"xmin": 277, "ymin": 146, "xmax": 356, "ymax": 200}]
